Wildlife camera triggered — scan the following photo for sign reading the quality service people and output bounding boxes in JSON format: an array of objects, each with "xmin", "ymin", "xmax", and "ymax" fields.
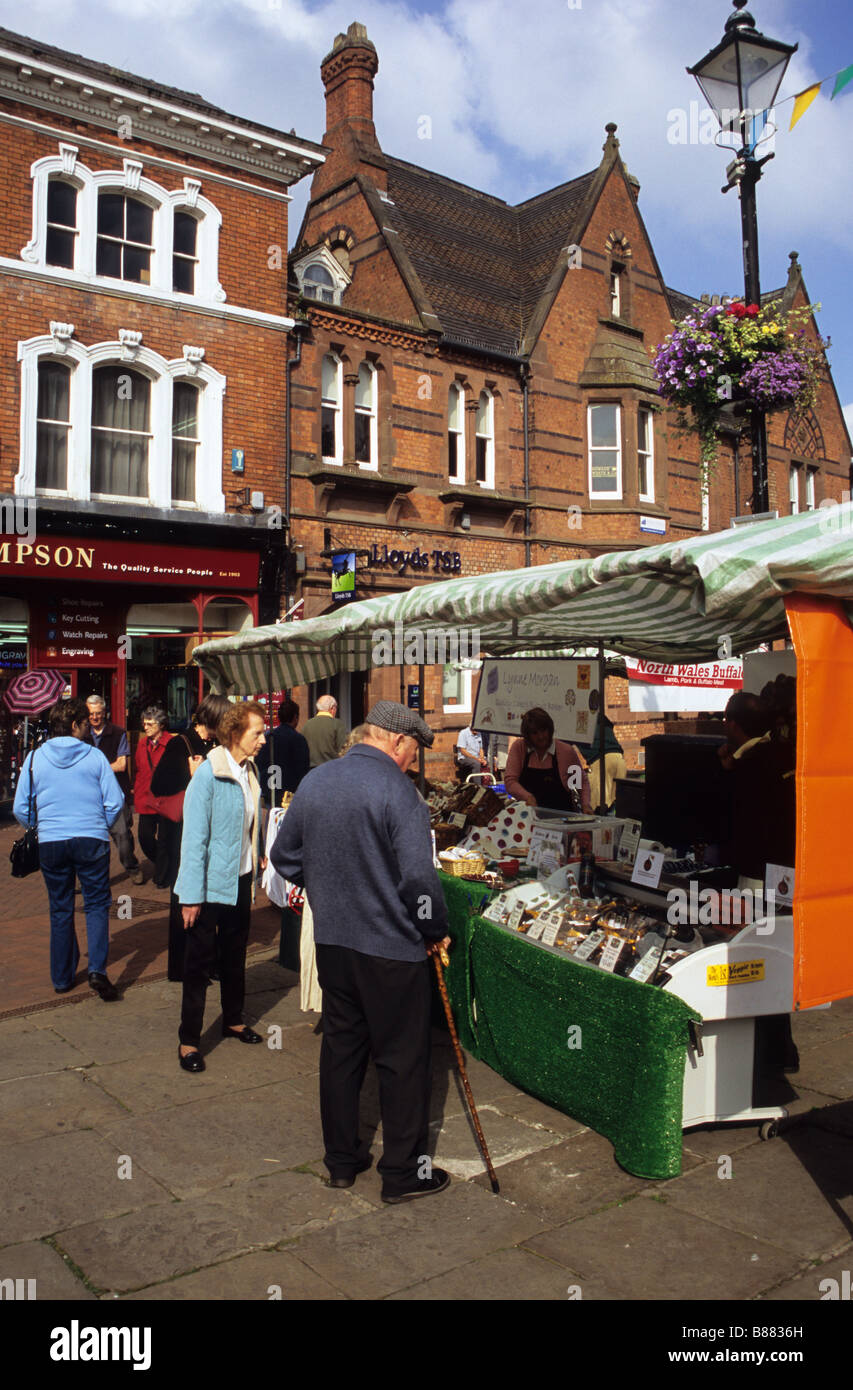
[
  {"xmin": 0, "ymin": 536, "xmax": 259, "ymax": 589},
  {"xmin": 472, "ymin": 659, "xmax": 601, "ymax": 742}
]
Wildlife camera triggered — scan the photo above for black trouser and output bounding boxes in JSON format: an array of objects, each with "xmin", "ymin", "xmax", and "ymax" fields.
[
  {"xmin": 110, "ymin": 801, "xmax": 138, "ymax": 871},
  {"xmin": 138, "ymin": 813, "xmax": 170, "ymax": 886},
  {"xmin": 178, "ymin": 874, "xmax": 252, "ymax": 1048},
  {"xmin": 157, "ymin": 816, "xmax": 183, "ymax": 890},
  {"xmin": 315, "ymin": 944, "xmax": 432, "ymax": 1192}
]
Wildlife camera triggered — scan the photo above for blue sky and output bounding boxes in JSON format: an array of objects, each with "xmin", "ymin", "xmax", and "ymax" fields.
[{"xmin": 3, "ymin": 0, "xmax": 852, "ymax": 442}]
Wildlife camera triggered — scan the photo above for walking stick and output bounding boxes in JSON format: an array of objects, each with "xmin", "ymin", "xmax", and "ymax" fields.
[{"xmin": 432, "ymin": 944, "xmax": 500, "ymax": 1194}]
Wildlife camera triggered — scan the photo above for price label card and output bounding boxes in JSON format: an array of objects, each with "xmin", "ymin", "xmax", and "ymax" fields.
[
  {"xmin": 541, "ymin": 912, "xmax": 563, "ymax": 946},
  {"xmin": 617, "ymin": 819, "xmax": 643, "ymax": 866},
  {"xmin": 472, "ymin": 787, "xmax": 487, "ymax": 804},
  {"xmin": 482, "ymin": 892, "xmax": 512, "ymax": 923},
  {"xmin": 765, "ymin": 863, "xmax": 794, "ymax": 908},
  {"xmin": 631, "ymin": 841, "xmax": 665, "ymax": 889},
  {"xmin": 527, "ymin": 824, "xmax": 566, "ymax": 869},
  {"xmin": 506, "ymin": 903, "xmax": 526, "ymax": 932},
  {"xmin": 598, "ymin": 934, "xmax": 625, "ymax": 973},
  {"xmin": 629, "ymin": 943, "xmax": 665, "ymax": 982},
  {"xmin": 525, "ymin": 916, "xmax": 546, "ymax": 941},
  {"xmin": 449, "ymin": 813, "xmax": 468, "ymax": 828},
  {"xmin": 573, "ymin": 929, "xmax": 605, "ymax": 962}
]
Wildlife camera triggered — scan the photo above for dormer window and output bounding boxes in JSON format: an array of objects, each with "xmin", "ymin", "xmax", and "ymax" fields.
[
  {"xmin": 304, "ymin": 264, "xmax": 336, "ymax": 303},
  {"xmin": 46, "ymin": 181, "xmax": 77, "ymax": 269},
  {"xmin": 293, "ymin": 245, "xmax": 351, "ymax": 307}
]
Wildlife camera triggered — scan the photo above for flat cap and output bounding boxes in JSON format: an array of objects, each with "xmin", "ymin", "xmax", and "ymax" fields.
[{"xmin": 365, "ymin": 700, "xmax": 435, "ymax": 748}]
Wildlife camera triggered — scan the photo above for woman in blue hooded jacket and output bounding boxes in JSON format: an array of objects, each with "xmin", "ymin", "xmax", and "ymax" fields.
[{"xmin": 14, "ymin": 697, "xmax": 125, "ymax": 998}]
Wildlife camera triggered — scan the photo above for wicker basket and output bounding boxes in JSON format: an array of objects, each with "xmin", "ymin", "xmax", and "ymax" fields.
[
  {"xmin": 434, "ymin": 823, "xmax": 465, "ymax": 852},
  {"xmin": 439, "ymin": 851, "xmax": 487, "ymax": 878}
]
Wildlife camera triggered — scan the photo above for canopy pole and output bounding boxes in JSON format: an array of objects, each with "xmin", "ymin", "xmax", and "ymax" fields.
[
  {"xmin": 418, "ymin": 663, "xmax": 426, "ymax": 796},
  {"xmin": 596, "ymin": 641, "xmax": 607, "ymax": 816},
  {"xmin": 267, "ymin": 655, "xmax": 274, "ymax": 737}
]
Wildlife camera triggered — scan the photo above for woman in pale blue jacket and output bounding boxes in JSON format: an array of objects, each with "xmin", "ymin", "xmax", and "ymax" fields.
[
  {"xmin": 14, "ymin": 697, "xmax": 124, "ymax": 998},
  {"xmin": 174, "ymin": 700, "xmax": 266, "ymax": 1073}
]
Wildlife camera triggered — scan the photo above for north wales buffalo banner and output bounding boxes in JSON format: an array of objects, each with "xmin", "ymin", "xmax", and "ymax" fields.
[{"xmin": 626, "ymin": 658, "xmax": 743, "ymax": 712}]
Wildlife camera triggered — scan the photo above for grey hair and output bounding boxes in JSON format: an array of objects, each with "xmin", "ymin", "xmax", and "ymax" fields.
[
  {"xmin": 316, "ymin": 695, "xmax": 337, "ymax": 713},
  {"xmin": 141, "ymin": 705, "xmax": 168, "ymax": 729},
  {"xmin": 86, "ymin": 694, "xmax": 106, "ymax": 708}
]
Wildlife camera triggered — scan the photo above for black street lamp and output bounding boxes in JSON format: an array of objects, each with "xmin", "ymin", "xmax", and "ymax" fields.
[{"xmin": 688, "ymin": 0, "xmax": 797, "ymax": 515}]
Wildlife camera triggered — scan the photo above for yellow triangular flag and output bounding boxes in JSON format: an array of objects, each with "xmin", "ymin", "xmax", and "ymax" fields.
[{"xmin": 790, "ymin": 83, "xmax": 821, "ymax": 129}]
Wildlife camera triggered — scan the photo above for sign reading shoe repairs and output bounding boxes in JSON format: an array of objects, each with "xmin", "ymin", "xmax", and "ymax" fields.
[
  {"xmin": 626, "ymin": 658, "xmax": 743, "ymax": 713},
  {"xmin": 0, "ymin": 537, "xmax": 259, "ymax": 589}
]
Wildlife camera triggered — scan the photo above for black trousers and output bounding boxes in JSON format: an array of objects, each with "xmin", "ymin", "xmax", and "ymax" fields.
[
  {"xmin": 178, "ymin": 874, "xmax": 252, "ymax": 1048},
  {"xmin": 315, "ymin": 943, "xmax": 432, "ymax": 1192},
  {"xmin": 138, "ymin": 813, "xmax": 173, "ymax": 887}
]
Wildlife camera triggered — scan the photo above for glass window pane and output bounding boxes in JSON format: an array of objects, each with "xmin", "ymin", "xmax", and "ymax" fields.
[
  {"xmin": 442, "ymin": 664, "xmax": 463, "ymax": 705},
  {"xmin": 123, "ymin": 245, "xmax": 151, "ymax": 284},
  {"xmin": 171, "ymin": 439, "xmax": 196, "ymax": 502},
  {"xmin": 590, "ymin": 404, "xmax": 618, "ymax": 447},
  {"xmin": 91, "ymin": 430, "xmax": 148, "ymax": 496},
  {"xmin": 46, "ymin": 226, "xmax": 75, "ymax": 268},
  {"xmin": 321, "ymin": 406, "xmax": 337, "ymax": 458},
  {"xmin": 47, "ymin": 181, "xmax": 77, "ymax": 228},
  {"xmin": 448, "ymin": 432, "xmax": 459, "ymax": 477},
  {"xmin": 355, "ymin": 412, "xmax": 371, "ymax": 464},
  {"xmin": 173, "ymin": 212, "xmax": 197, "ymax": 257},
  {"xmin": 38, "ymin": 363, "xmax": 70, "ymax": 422},
  {"xmin": 321, "ymin": 357, "xmax": 339, "ymax": 403},
  {"xmin": 475, "ymin": 436, "xmax": 487, "ymax": 482},
  {"xmin": 92, "ymin": 367, "xmax": 150, "ymax": 432},
  {"xmin": 125, "ymin": 198, "xmax": 153, "ymax": 246},
  {"xmin": 638, "ymin": 408, "xmax": 651, "ymax": 453},
  {"xmin": 172, "ymin": 256, "xmax": 194, "ymax": 293},
  {"xmin": 448, "ymin": 385, "xmax": 462, "ymax": 432},
  {"xmin": 305, "ymin": 264, "xmax": 334, "ymax": 286},
  {"xmin": 96, "ymin": 238, "xmax": 122, "ymax": 278},
  {"xmin": 172, "ymin": 383, "xmax": 199, "ymax": 438},
  {"xmin": 476, "ymin": 392, "xmax": 491, "ymax": 436},
  {"xmin": 591, "ymin": 450, "xmax": 619, "ymax": 492},
  {"xmin": 36, "ymin": 423, "xmax": 68, "ymax": 490},
  {"xmin": 355, "ymin": 363, "xmax": 373, "ymax": 410},
  {"xmin": 97, "ymin": 192, "xmax": 124, "ymax": 237}
]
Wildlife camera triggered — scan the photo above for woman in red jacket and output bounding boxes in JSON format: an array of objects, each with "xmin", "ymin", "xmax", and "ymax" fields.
[{"xmin": 132, "ymin": 706, "xmax": 172, "ymax": 886}]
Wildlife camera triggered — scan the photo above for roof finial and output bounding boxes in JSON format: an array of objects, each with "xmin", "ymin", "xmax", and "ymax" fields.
[{"xmin": 603, "ymin": 122, "xmax": 619, "ymax": 153}]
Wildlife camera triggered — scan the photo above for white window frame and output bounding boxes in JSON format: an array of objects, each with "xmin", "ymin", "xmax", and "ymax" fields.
[
  {"xmin": 448, "ymin": 382, "xmax": 465, "ymax": 484},
  {"xmin": 354, "ymin": 361, "xmax": 378, "ymax": 471},
  {"xmin": 638, "ymin": 405, "xmax": 655, "ymax": 503},
  {"xmin": 443, "ymin": 664, "xmax": 473, "ymax": 714},
  {"xmin": 610, "ymin": 269, "xmax": 621, "ymax": 318},
  {"xmin": 805, "ymin": 466, "xmax": 817, "ymax": 512},
  {"xmin": 16, "ymin": 330, "xmax": 225, "ymax": 511},
  {"xmin": 789, "ymin": 463, "xmax": 800, "ymax": 515},
  {"xmin": 321, "ymin": 354, "xmax": 343, "ymax": 466},
  {"xmin": 22, "ymin": 148, "xmax": 225, "ymax": 302},
  {"xmin": 475, "ymin": 389, "xmax": 495, "ymax": 490},
  {"xmin": 294, "ymin": 244, "xmax": 351, "ymax": 306},
  {"xmin": 587, "ymin": 403, "xmax": 623, "ymax": 501}
]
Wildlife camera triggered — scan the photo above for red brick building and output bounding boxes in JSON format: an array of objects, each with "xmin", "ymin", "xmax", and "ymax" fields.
[
  {"xmin": 285, "ymin": 22, "xmax": 851, "ymax": 771},
  {"xmin": 0, "ymin": 25, "xmax": 323, "ymax": 798}
]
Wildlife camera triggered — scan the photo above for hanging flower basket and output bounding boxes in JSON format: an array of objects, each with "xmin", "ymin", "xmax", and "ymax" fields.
[{"xmin": 652, "ymin": 300, "xmax": 828, "ymax": 482}]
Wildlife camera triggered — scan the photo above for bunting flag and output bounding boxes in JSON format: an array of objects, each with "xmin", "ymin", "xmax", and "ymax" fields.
[
  {"xmin": 748, "ymin": 108, "xmax": 769, "ymax": 151},
  {"xmin": 832, "ymin": 64, "xmax": 853, "ymax": 99},
  {"xmin": 790, "ymin": 83, "xmax": 821, "ymax": 130}
]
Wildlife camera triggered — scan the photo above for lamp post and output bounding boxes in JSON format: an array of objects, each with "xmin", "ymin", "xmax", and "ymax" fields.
[{"xmin": 688, "ymin": 0, "xmax": 797, "ymax": 516}]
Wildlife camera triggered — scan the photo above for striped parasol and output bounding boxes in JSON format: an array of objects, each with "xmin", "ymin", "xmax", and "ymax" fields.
[{"xmin": 3, "ymin": 668, "xmax": 67, "ymax": 715}]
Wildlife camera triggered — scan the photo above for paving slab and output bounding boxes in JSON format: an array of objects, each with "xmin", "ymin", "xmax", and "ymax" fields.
[
  {"xmin": 387, "ymin": 1246, "xmax": 592, "ymax": 1301},
  {"xmin": 0, "ymin": 1240, "xmax": 97, "ymax": 1300},
  {"xmin": 793, "ymin": 1002, "xmax": 853, "ymax": 1050},
  {"xmin": 274, "ymin": 1023, "xmax": 324, "ymax": 1076},
  {"xmin": 800, "ymin": 1098, "xmax": 853, "ymax": 1140},
  {"xmin": 790, "ymin": 1041, "xmax": 853, "ymax": 1101},
  {"xmin": 488, "ymin": 1091, "xmax": 589, "ymax": 1139},
  {"xmin": 292, "ymin": 1180, "xmax": 546, "ymax": 1300},
  {"xmin": 758, "ymin": 1246, "xmax": 853, "ymax": 1301},
  {"xmin": 58, "ymin": 1169, "xmax": 370, "ymax": 1294},
  {"xmin": 524, "ymin": 1196, "xmax": 800, "ymax": 1299},
  {"xmin": 208, "ymin": 1077, "xmax": 326, "ymax": 1161},
  {"xmin": 0, "ymin": 1023, "xmax": 92, "ymax": 1080},
  {"xmin": 85, "ymin": 1035, "xmax": 307, "ymax": 1114},
  {"xmin": 430, "ymin": 1104, "xmax": 562, "ymax": 1181},
  {"xmin": 39, "ymin": 998, "xmax": 182, "ymax": 1066},
  {"xmin": 123, "ymin": 1249, "xmax": 346, "ymax": 1300},
  {"xmin": 662, "ymin": 1127, "xmax": 853, "ymax": 1261},
  {"xmin": 243, "ymin": 959, "xmax": 299, "ymax": 995},
  {"xmin": 0, "ymin": 1130, "xmax": 167, "ymax": 1244},
  {"xmin": 0, "ymin": 1069, "xmax": 128, "ymax": 1143}
]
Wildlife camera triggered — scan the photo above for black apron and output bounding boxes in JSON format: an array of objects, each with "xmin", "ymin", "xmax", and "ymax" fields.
[{"xmin": 520, "ymin": 748, "xmax": 578, "ymax": 811}]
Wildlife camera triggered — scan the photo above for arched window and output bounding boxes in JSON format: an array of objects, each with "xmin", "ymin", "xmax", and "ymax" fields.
[
  {"xmin": 172, "ymin": 382, "xmax": 201, "ymax": 502},
  {"xmin": 304, "ymin": 264, "xmax": 336, "ymax": 303},
  {"xmin": 173, "ymin": 211, "xmax": 199, "ymax": 294},
  {"xmin": 36, "ymin": 362, "xmax": 71, "ymax": 490},
  {"xmin": 46, "ymin": 180, "xmax": 77, "ymax": 269},
  {"xmin": 475, "ymin": 390, "xmax": 494, "ymax": 488},
  {"xmin": 355, "ymin": 362, "xmax": 377, "ymax": 468},
  {"xmin": 96, "ymin": 192, "xmax": 153, "ymax": 283},
  {"xmin": 448, "ymin": 383, "xmax": 465, "ymax": 483},
  {"xmin": 91, "ymin": 365, "xmax": 151, "ymax": 497},
  {"xmin": 321, "ymin": 355, "xmax": 342, "ymax": 463}
]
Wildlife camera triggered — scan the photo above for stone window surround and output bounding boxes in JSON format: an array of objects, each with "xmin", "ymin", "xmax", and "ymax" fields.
[
  {"xmin": 294, "ymin": 243, "xmax": 351, "ymax": 306},
  {"xmin": 320, "ymin": 348, "xmax": 385, "ymax": 472},
  {"xmin": 16, "ymin": 327, "xmax": 226, "ymax": 511},
  {"xmin": 22, "ymin": 144, "xmax": 226, "ymax": 303}
]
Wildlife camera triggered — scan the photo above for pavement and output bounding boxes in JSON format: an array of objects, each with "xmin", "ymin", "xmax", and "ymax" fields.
[{"xmin": 2, "ymin": 816, "xmax": 853, "ymax": 1307}]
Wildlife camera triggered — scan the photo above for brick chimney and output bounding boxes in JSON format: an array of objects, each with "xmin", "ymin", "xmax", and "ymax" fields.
[{"xmin": 313, "ymin": 22, "xmax": 386, "ymax": 196}]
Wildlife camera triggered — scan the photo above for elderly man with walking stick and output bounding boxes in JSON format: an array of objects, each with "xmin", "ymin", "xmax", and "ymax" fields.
[{"xmin": 271, "ymin": 700, "xmax": 452, "ymax": 1203}]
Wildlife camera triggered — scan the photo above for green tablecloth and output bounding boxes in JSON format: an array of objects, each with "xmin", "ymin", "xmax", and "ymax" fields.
[{"xmin": 439, "ymin": 874, "xmax": 700, "ymax": 1180}]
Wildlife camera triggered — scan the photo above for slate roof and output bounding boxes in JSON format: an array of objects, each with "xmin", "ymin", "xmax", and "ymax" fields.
[{"xmin": 383, "ymin": 156, "xmax": 598, "ymax": 355}]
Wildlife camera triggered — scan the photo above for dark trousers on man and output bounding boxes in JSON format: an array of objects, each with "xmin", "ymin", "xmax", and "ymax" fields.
[
  {"xmin": 315, "ymin": 944, "xmax": 432, "ymax": 1194},
  {"xmin": 178, "ymin": 873, "xmax": 252, "ymax": 1047},
  {"xmin": 110, "ymin": 802, "xmax": 138, "ymax": 871}
]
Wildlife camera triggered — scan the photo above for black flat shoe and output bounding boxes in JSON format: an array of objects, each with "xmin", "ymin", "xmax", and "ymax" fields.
[
  {"xmin": 327, "ymin": 1157, "xmax": 372, "ymax": 1190},
  {"xmin": 178, "ymin": 1047, "xmax": 205, "ymax": 1073},
  {"xmin": 54, "ymin": 983, "xmax": 74, "ymax": 994},
  {"xmin": 381, "ymin": 1168, "xmax": 451, "ymax": 1204},
  {"xmin": 222, "ymin": 1024, "xmax": 263, "ymax": 1044},
  {"xmin": 88, "ymin": 972, "xmax": 118, "ymax": 1001}
]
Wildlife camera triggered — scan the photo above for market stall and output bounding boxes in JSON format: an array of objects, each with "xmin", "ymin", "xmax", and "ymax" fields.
[{"xmin": 193, "ymin": 505, "xmax": 853, "ymax": 1176}]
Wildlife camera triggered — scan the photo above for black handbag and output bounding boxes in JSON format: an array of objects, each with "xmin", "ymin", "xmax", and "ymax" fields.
[{"xmin": 10, "ymin": 752, "xmax": 40, "ymax": 878}]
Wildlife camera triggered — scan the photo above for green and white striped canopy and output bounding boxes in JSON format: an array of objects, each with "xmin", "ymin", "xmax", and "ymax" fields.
[{"xmin": 193, "ymin": 505, "xmax": 853, "ymax": 693}]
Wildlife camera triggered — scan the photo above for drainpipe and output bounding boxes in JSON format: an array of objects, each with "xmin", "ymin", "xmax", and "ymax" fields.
[
  {"xmin": 284, "ymin": 319, "xmax": 308, "ymax": 622},
  {"xmin": 521, "ymin": 362, "xmax": 531, "ymax": 568}
]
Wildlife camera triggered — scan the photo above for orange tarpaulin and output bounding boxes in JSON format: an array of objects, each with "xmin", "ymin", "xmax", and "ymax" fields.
[{"xmin": 787, "ymin": 593, "xmax": 853, "ymax": 1009}]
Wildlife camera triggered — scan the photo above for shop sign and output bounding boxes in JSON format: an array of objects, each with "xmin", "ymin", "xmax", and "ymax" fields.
[
  {"xmin": 0, "ymin": 537, "xmax": 259, "ymax": 590},
  {"xmin": 33, "ymin": 594, "xmax": 122, "ymax": 668},
  {"xmin": 368, "ymin": 545, "xmax": 462, "ymax": 577},
  {"xmin": 626, "ymin": 657, "xmax": 743, "ymax": 713},
  {"xmin": 706, "ymin": 960, "xmax": 766, "ymax": 987},
  {"xmin": 0, "ymin": 644, "xmax": 27, "ymax": 669},
  {"xmin": 331, "ymin": 551, "xmax": 357, "ymax": 604}
]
